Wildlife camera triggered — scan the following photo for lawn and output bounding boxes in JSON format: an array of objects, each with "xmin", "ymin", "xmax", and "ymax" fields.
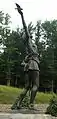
[{"xmin": 0, "ymin": 85, "xmax": 56, "ymax": 104}]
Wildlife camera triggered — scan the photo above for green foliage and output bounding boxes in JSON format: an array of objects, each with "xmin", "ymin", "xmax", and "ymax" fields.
[
  {"xmin": 46, "ymin": 96, "xmax": 57, "ymax": 116},
  {"xmin": 0, "ymin": 85, "xmax": 57, "ymax": 104},
  {"xmin": 28, "ymin": 22, "xmax": 35, "ymax": 36},
  {"xmin": 0, "ymin": 11, "xmax": 4, "ymax": 24},
  {"xmin": 5, "ymin": 13, "xmax": 11, "ymax": 25},
  {"xmin": 39, "ymin": 20, "xmax": 57, "ymax": 91}
]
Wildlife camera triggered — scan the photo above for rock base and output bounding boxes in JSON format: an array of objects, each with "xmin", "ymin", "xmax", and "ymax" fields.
[{"xmin": 0, "ymin": 113, "xmax": 55, "ymax": 119}]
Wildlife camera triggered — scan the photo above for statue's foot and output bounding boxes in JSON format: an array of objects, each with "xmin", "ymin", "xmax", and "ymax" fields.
[
  {"xmin": 28, "ymin": 103, "xmax": 34, "ymax": 110},
  {"xmin": 11, "ymin": 105, "xmax": 20, "ymax": 110},
  {"xmin": 28, "ymin": 104, "xmax": 38, "ymax": 110},
  {"xmin": 11, "ymin": 106, "xmax": 17, "ymax": 110}
]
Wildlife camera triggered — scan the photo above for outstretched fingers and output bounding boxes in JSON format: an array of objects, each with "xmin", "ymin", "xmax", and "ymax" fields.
[{"xmin": 15, "ymin": 3, "xmax": 23, "ymax": 14}]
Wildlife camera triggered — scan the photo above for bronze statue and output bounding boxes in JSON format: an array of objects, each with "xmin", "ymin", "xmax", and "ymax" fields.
[{"xmin": 11, "ymin": 3, "xmax": 39, "ymax": 109}]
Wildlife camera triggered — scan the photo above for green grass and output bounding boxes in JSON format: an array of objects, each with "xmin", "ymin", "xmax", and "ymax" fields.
[
  {"xmin": 0, "ymin": 85, "xmax": 22, "ymax": 104},
  {"xmin": 35, "ymin": 92, "xmax": 56, "ymax": 104},
  {"xmin": 0, "ymin": 85, "xmax": 57, "ymax": 104}
]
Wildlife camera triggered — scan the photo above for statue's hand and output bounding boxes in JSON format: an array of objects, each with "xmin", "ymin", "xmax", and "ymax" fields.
[{"xmin": 15, "ymin": 3, "xmax": 23, "ymax": 15}]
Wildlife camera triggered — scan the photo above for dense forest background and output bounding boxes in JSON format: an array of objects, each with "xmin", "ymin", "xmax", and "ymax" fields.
[{"xmin": 0, "ymin": 11, "xmax": 57, "ymax": 93}]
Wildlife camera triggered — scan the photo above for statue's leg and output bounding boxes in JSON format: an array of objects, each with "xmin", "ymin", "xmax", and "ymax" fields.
[
  {"xmin": 29, "ymin": 70, "xmax": 39, "ymax": 105},
  {"xmin": 11, "ymin": 94, "xmax": 21, "ymax": 109},
  {"xmin": 11, "ymin": 72, "xmax": 29, "ymax": 109}
]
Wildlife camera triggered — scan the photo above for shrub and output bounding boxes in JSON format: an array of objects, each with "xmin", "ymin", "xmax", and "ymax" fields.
[{"xmin": 46, "ymin": 96, "xmax": 57, "ymax": 116}]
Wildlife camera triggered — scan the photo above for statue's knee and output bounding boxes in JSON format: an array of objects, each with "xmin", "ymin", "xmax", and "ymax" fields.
[
  {"xmin": 20, "ymin": 88, "xmax": 28, "ymax": 97},
  {"xmin": 32, "ymin": 85, "xmax": 38, "ymax": 92}
]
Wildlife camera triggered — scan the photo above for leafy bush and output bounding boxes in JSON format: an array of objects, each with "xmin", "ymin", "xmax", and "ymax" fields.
[{"xmin": 46, "ymin": 96, "xmax": 57, "ymax": 116}]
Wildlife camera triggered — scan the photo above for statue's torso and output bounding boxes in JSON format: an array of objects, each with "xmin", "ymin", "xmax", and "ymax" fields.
[{"xmin": 24, "ymin": 38, "xmax": 39, "ymax": 71}]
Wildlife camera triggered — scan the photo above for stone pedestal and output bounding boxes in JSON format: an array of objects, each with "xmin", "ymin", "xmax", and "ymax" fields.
[
  {"xmin": 0, "ymin": 113, "xmax": 55, "ymax": 119},
  {"xmin": 0, "ymin": 113, "xmax": 56, "ymax": 119}
]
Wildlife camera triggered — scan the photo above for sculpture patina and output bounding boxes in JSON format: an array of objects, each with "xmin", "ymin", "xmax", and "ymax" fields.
[{"xmin": 11, "ymin": 3, "xmax": 39, "ymax": 110}]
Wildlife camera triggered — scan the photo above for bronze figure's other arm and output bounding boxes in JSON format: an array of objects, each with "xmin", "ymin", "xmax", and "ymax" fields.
[{"xmin": 15, "ymin": 3, "xmax": 29, "ymax": 39}]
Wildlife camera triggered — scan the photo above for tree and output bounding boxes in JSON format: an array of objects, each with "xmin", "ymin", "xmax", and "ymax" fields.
[
  {"xmin": 41, "ymin": 20, "xmax": 57, "ymax": 92},
  {"xmin": 0, "ymin": 11, "xmax": 11, "ymax": 85}
]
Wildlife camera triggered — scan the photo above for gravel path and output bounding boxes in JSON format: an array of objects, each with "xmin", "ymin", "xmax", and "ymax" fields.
[
  {"xmin": 0, "ymin": 104, "xmax": 57, "ymax": 119},
  {"xmin": 0, "ymin": 104, "xmax": 49, "ymax": 113},
  {"xmin": 0, "ymin": 104, "xmax": 12, "ymax": 113}
]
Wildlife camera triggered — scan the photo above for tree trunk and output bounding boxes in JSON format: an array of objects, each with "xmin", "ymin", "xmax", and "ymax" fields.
[
  {"xmin": 51, "ymin": 80, "xmax": 53, "ymax": 93},
  {"xmin": 15, "ymin": 75, "xmax": 17, "ymax": 87},
  {"xmin": 7, "ymin": 79, "xmax": 10, "ymax": 86},
  {"xmin": 6, "ymin": 70, "xmax": 11, "ymax": 86}
]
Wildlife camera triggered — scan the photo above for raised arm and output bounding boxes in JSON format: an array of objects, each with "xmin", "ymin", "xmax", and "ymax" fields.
[{"xmin": 15, "ymin": 3, "xmax": 29, "ymax": 39}]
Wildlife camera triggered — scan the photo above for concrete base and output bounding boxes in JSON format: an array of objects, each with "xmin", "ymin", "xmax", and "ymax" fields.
[
  {"xmin": 7, "ymin": 108, "xmax": 44, "ymax": 114},
  {"xmin": 0, "ymin": 113, "xmax": 56, "ymax": 119}
]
